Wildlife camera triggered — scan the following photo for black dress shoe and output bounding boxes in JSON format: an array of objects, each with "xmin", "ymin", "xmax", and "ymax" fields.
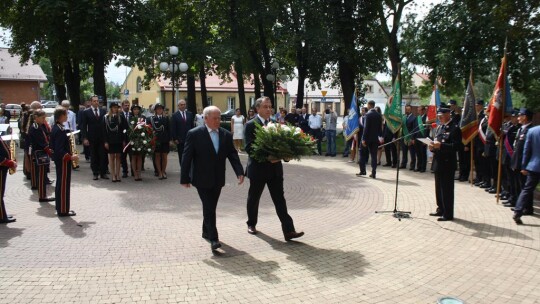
[
  {"xmin": 154, "ymin": 172, "xmax": 159, "ymax": 177},
  {"xmin": 101, "ymin": 174, "xmax": 109, "ymax": 180},
  {"xmin": 247, "ymin": 226, "xmax": 257, "ymax": 235},
  {"xmin": 429, "ymin": 212, "xmax": 443, "ymax": 216},
  {"xmin": 488, "ymin": 189, "xmax": 497, "ymax": 194},
  {"xmin": 503, "ymin": 203, "xmax": 515, "ymax": 207},
  {"xmin": 0, "ymin": 218, "xmax": 16, "ymax": 224},
  {"xmin": 509, "ymin": 208, "xmax": 532, "ymax": 215},
  {"xmin": 458, "ymin": 177, "xmax": 468, "ymax": 182},
  {"xmin": 391, "ymin": 165, "xmax": 397, "ymax": 168},
  {"xmin": 356, "ymin": 172, "xmax": 366, "ymax": 177},
  {"xmin": 284, "ymin": 231, "xmax": 304, "ymax": 241},
  {"xmin": 437, "ymin": 217, "xmax": 453, "ymax": 221},
  {"xmin": 39, "ymin": 197, "xmax": 55, "ymax": 202},
  {"xmin": 211, "ymin": 240, "xmax": 222, "ymax": 250},
  {"xmin": 58, "ymin": 210, "xmax": 76, "ymax": 217},
  {"xmin": 369, "ymin": 174, "xmax": 376, "ymax": 179},
  {"xmin": 513, "ymin": 215, "xmax": 523, "ymax": 225},
  {"xmin": 480, "ymin": 184, "xmax": 491, "ymax": 189},
  {"xmin": 93, "ymin": 175, "xmax": 99, "ymax": 180}
]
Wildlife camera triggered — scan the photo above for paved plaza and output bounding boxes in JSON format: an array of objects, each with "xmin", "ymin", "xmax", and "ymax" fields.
[{"xmin": 0, "ymin": 150, "xmax": 539, "ymax": 304}]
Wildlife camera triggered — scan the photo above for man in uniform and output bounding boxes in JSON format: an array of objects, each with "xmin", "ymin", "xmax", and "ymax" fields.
[
  {"xmin": 513, "ymin": 124, "xmax": 540, "ymax": 224},
  {"xmin": 429, "ymin": 106, "xmax": 462, "ymax": 221},
  {"xmin": 510, "ymin": 108, "xmax": 535, "ymax": 214},
  {"xmin": 501, "ymin": 110, "xmax": 520, "ymax": 207}
]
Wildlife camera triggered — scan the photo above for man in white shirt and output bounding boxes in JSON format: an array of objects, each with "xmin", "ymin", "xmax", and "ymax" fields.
[
  {"xmin": 195, "ymin": 108, "xmax": 204, "ymax": 127},
  {"xmin": 308, "ymin": 108, "xmax": 322, "ymax": 155}
]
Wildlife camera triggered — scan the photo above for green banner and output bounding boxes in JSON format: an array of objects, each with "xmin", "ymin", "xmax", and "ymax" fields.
[{"xmin": 384, "ymin": 75, "xmax": 402, "ymax": 134}]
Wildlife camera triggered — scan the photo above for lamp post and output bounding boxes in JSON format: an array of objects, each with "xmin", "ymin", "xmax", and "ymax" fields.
[
  {"xmin": 266, "ymin": 61, "xmax": 280, "ymax": 107},
  {"xmin": 159, "ymin": 46, "xmax": 188, "ymax": 113}
]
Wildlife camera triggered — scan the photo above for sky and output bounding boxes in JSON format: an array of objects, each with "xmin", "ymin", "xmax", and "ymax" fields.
[{"xmin": 0, "ymin": 0, "xmax": 442, "ymax": 85}]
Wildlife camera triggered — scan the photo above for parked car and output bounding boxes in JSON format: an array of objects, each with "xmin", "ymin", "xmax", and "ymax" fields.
[
  {"xmin": 220, "ymin": 109, "xmax": 235, "ymax": 122},
  {"xmin": 5, "ymin": 104, "xmax": 22, "ymax": 118},
  {"xmin": 42, "ymin": 101, "xmax": 59, "ymax": 108}
]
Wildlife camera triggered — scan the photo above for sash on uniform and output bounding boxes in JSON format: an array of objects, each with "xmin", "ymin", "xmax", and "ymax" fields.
[
  {"xmin": 402, "ymin": 115, "xmax": 411, "ymax": 144},
  {"xmin": 417, "ymin": 116, "xmax": 425, "ymax": 137}
]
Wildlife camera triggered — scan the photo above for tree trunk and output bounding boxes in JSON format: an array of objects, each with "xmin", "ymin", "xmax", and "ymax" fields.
[
  {"xmin": 199, "ymin": 63, "xmax": 208, "ymax": 109},
  {"xmin": 253, "ymin": 72, "xmax": 261, "ymax": 100},
  {"xmin": 64, "ymin": 58, "xmax": 81, "ymax": 112},
  {"xmin": 235, "ymin": 60, "xmax": 247, "ymax": 116},
  {"xmin": 296, "ymin": 67, "xmax": 307, "ymax": 109},
  {"xmin": 187, "ymin": 73, "xmax": 197, "ymax": 114},
  {"xmin": 92, "ymin": 52, "xmax": 107, "ymax": 104},
  {"xmin": 50, "ymin": 58, "xmax": 67, "ymax": 102},
  {"xmin": 338, "ymin": 59, "xmax": 355, "ymax": 113}
]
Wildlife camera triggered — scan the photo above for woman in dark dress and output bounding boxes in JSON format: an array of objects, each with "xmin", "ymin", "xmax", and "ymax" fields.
[
  {"xmin": 147, "ymin": 103, "xmax": 170, "ymax": 180},
  {"xmin": 103, "ymin": 103, "xmax": 127, "ymax": 182},
  {"xmin": 128, "ymin": 105, "xmax": 146, "ymax": 181}
]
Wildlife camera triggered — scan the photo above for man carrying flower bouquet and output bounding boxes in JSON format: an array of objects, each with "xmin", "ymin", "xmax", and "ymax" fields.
[{"xmin": 244, "ymin": 96, "xmax": 304, "ymax": 241}]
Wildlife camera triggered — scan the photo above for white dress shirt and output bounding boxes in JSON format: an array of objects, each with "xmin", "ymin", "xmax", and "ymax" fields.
[{"xmin": 308, "ymin": 114, "xmax": 322, "ymax": 129}]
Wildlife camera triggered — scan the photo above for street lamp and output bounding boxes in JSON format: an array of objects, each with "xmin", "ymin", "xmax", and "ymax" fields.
[
  {"xmin": 159, "ymin": 46, "xmax": 188, "ymax": 112},
  {"xmin": 266, "ymin": 61, "xmax": 280, "ymax": 107}
]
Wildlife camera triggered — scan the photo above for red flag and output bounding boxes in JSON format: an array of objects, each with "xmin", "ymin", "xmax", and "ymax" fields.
[
  {"xmin": 487, "ymin": 56, "xmax": 508, "ymax": 139},
  {"xmin": 427, "ymin": 82, "xmax": 441, "ymax": 122}
]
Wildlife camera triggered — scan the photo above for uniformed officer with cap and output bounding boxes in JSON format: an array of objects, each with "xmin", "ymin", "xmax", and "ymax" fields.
[{"xmin": 429, "ymin": 105, "xmax": 462, "ymax": 221}]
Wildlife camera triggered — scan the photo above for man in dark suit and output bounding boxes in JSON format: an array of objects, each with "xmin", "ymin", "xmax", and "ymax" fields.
[
  {"xmin": 171, "ymin": 99, "xmax": 194, "ymax": 167},
  {"xmin": 245, "ymin": 96, "xmax": 304, "ymax": 241},
  {"xmin": 80, "ymin": 95, "xmax": 108, "ymax": 180},
  {"xmin": 298, "ymin": 107, "xmax": 310, "ymax": 133},
  {"xmin": 513, "ymin": 124, "xmax": 540, "ymax": 224},
  {"xmin": 403, "ymin": 105, "xmax": 417, "ymax": 170},
  {"xmin": 429, "ymin": 106, "xmax": 462, "ymax": 221},
  {"xmin": 181, "ymin": 106, "xmax": 244, "ymax": 251},
  {"xmin": 357, "ymin": 100, "xmax": 382, "ymax": 179},
  {"xmin": 120, "ymin": 100, "xmax": 131, "ymax": 178}
]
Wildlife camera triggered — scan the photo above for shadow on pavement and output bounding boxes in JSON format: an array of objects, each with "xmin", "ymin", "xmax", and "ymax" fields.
[
  {"xmin": 0, "ymin": 226, "xmax": 24, "ymax": 248},
  {"xmin": 59, "ymin": 217, "xmax": 96, "ymax": 238},
  {"xmin": 203, "ymin": 242, "xmax": 281, "ymax": 283},
  {"xmin": 453, "ymin": 218, "xmax": 533, "ymax": 240},
  {"xmin": 36, "ymin": 202, "xmax": 57, "ymax": 218},
  {"xmin": 256, "ymin": 232, "xmax": 368, "ymax": 281}
]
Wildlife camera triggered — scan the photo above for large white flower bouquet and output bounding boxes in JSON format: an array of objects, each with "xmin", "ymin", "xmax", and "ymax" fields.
[
  {"xmin": 126, "ymin": 119, "xmax": 155, "ymax": 155},
  {"xmin": 250, "ymin": 122, "xmax": 317, "ymax": 162}
]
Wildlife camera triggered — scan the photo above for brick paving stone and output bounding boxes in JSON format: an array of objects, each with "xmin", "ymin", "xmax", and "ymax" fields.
[{"xmin": 0, "ymin": 150, "xmax": 539, "ymax": 303}]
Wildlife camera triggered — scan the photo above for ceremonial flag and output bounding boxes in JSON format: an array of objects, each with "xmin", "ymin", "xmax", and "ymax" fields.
[
  {"xmin": 487, "ymin": 55, "xmax": 512, "ymax": 139},
  {"xmin": 427, "ymin": 80, "xmax": 441, "ymax": 122},
  {"xmin": 460, "ymin": 69, "xmax": 478, "ymax": 144},
  {"xmin": 384, "ymin": 74, "xmax": 402, "ymax": 134},
  {"xmin": 344, "ymin": 92, "xmax": 359, "ymax": 140}
]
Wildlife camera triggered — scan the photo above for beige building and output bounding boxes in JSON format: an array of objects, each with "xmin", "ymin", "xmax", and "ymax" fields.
[{"xmin": 121, "ymin": 67, "xmax": 287, "ymax": 113}]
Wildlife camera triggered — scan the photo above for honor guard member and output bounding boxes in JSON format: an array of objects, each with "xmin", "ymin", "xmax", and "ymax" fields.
[
  {"xmin": 429, "ymin": 106, "xmax": 462, "ymax": 221},
  {"xmin": 0, "ymin": 137, "xmax": 17, "ymax": 223},
  {"xmin": 28, "ymin": 110, "xmax": 54, "ymax": 202},
  {"xmin": 50, "ymin": 108, "xmax": 77, "ymax": 216},
  {"xmin": 502, "ymin": 110, "xmax": 520, "ymax": 207},
  {"xmin": 510, "ymin": 108, "xmax": 535, "ymax": 214},
  {"xmin": 147, "ymin": 103, "xmax": 170, "ymax": 180},
  {"xmin": 473, "ymin": 100, "xmax": 486, "ymax": 185}
]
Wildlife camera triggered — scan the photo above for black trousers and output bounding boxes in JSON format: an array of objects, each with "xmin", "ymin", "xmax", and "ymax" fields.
[
  {"xmin": 309, "ymin": 129, "xmax": 322, "ymax": 154},
  {"xmin": 177, "ymin": 143, "xmax": 185, "ymax": 168},
  {"xmin": 400, "ymin": 141, "xmax": 409, "ymax": 167},
  {"xmin": 32, "ymin": 159, "xmax": 48, "ymax": 199},
  {"xmin": 459, "ymin": 147, "xmax": 471, "ymax": 179},
  {"xmin": 121, "ymin": 151, "xmax": 131, "ymax": 175},
  {"xmin": 384, "ymin": 142, "xmax": 397, "ymax": 166},
  {"xmin": 514, "ymin": 171, "xmax": 539, "ymax": 215},
  {"xmin": 414, "ymin": 141, "xmax": 427, "ymax": 171},
  {"xmin": 0, "ymin": 168, "xmax": 8, "ymax": 221},
  {"xmin": 246, "ymin": 175, "xmax": 295, "ymax": 233},
  {"xmin": 360, "ymin": 142, "xmax": 378, "ymax": 175},
  {"xmin": 435, "ymin": 169, "xmax": 455, "ymax": 219},
  {"xmin": 408, "ymin": 143, "xmax": 417, "ymax": 169},
  {"xmin": 54, "ymin": 158, "xmax": 72, "ymax": 215},
  {"xmin": 473, "ymin": 143, "xmax": 485, "ymax": 182},
  {"xmin": 89, "ymin": 141, "xmax": 107, "ymax": 176},
  {"xmin": 196, "ymin": 187, "xmax": 222, "ymax": 241}
]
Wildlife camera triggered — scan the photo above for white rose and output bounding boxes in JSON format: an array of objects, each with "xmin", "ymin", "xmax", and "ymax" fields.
[
  {"xmin": 137, "ymin": 125, "xmax": 142, "ymax": 129},
  {"xmin": 282, "ymin": 125, "xmax": 291, "ymax": 132},
  {"xmin": 137, "ymin": 148, "xmax": 141, "ymax": 151},
  {"xmin": 141, "ymin": 132, "xmax": 145, "ymax": 137},
  {"xmin": 143, "ymin": 140, "xmax": 147, "ymax": 144},
  {"xmin": 123, "ymin": 129, "xmax": 127, "ymax": 133},
  {"xmin": 147, "ymin": 148, "xmax": 151, "ymax": 152},
  {"xmin": 129, "ymin": 141, "xmax": 134, "ymax": 145},
  {"xmin": 130, "ymin": 121, "xmax": 135, "ymax": 125}
]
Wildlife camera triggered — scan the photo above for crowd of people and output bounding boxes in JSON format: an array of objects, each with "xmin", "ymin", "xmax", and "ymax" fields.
[{"xmin": 0, "ymin": 95, "xmax": 538, "ymax": 229}]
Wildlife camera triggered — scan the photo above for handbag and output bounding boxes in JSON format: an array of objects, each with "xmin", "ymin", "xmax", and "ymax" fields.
[{"xmin": 34, "ymin": 150, "xmax": 50, "ymax": 166}]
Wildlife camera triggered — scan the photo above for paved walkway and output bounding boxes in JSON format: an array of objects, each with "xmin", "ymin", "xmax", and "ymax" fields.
[{"xmin": 0, "ymin": 150, "xmax": 539, "ymax": 303}]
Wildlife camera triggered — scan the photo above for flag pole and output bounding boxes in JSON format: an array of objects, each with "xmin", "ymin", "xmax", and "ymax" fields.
[
  {"xmin": 495, "ymin": 38, "xmax": 508, "ymax": 204},
  {"xmin": 469, "ymin": 65, "xmax": 475, "ymax": 186}
]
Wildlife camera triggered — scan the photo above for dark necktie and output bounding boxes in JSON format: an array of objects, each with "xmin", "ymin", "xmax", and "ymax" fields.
[
  {"xmin": 264, "ymin": 119, "xmax": 268, "ymax": 126},
  {"xmin": 94, "ymin": 108, "xmax": 98, "ymax": 118}
]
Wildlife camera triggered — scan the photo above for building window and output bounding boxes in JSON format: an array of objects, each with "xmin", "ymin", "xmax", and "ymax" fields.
[
  {"xmin": 227, "ymin": 97, "xmax": 236, "ymax": 110},
  {"xmin": 136, "ymin": 76, "xmax": 142, "ymax": 93},
  {"xmin": 366, "ymin": 85, "xmax": 373, "ymax": 93},
  {"xmin": 207, "ymin": 96, "xmax": 213, "ymax": 105}
]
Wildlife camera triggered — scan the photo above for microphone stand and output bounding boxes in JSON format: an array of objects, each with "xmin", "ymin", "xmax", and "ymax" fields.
[{"xmin": 375, "ymin": 125, "xmax": 432, "ymax": 221}]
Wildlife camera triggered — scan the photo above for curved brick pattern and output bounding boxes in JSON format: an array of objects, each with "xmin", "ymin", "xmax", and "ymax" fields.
[{"xmin": 0, "ymin": 151, "xmax": 539, "ymax": 303}]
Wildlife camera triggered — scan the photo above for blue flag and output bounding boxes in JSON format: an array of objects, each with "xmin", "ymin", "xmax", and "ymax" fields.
[{"xmin": 344, "ymin": 93, "xmax": 359, "ymax": 140}]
